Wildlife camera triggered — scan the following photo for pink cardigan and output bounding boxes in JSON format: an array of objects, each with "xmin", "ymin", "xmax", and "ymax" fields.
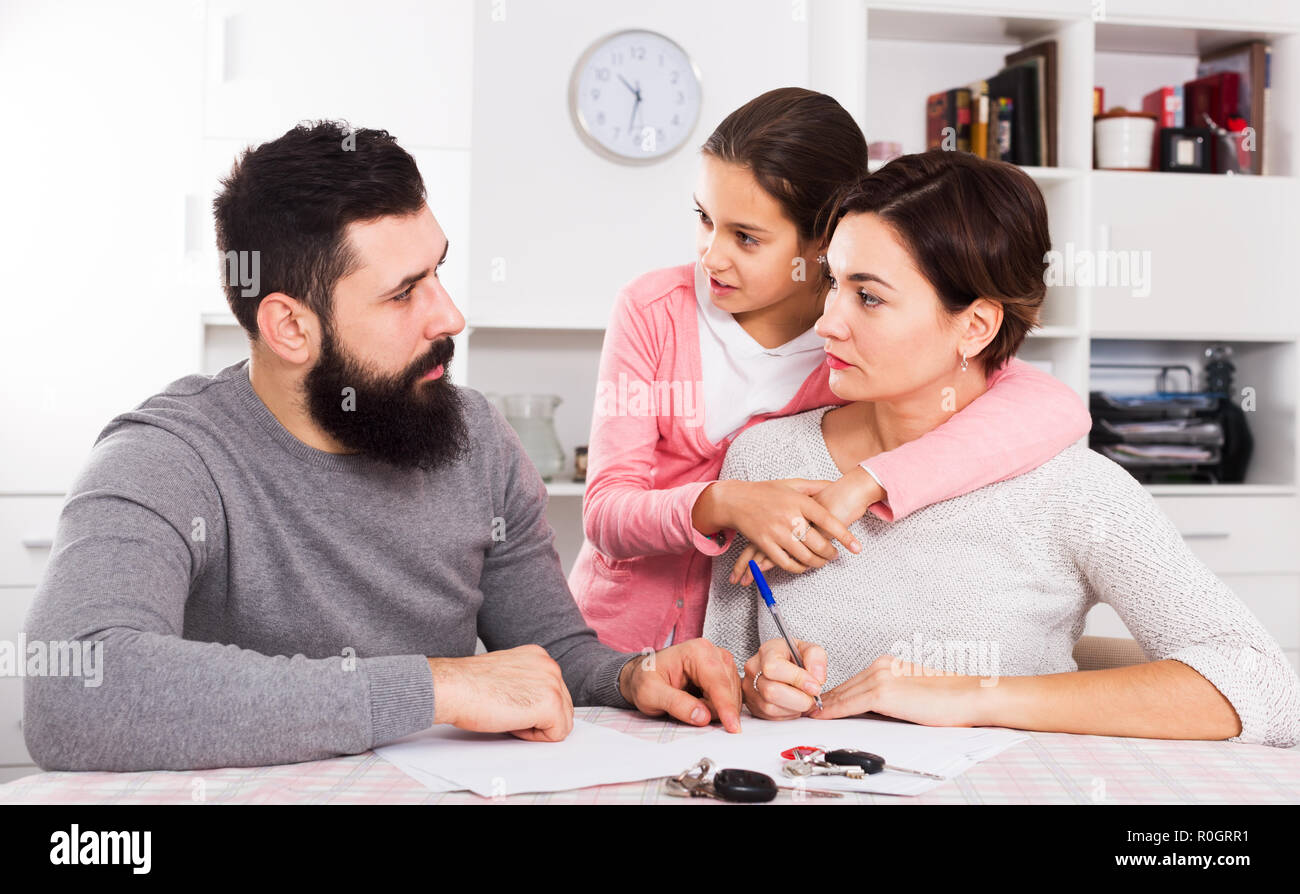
[{"xmin": 569, "ymin": 263, "xmax": 1093, "ymax": 653}]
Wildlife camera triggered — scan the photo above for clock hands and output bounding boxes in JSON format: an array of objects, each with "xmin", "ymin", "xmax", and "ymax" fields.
[{"xmin": 627, "ymin": 78, "xmax": 642, "ymax": 138}]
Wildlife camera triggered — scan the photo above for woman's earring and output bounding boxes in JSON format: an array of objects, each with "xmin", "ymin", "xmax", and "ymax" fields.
[{"xmin": 960, "ymin": 351, "xmax": 968, "ymax": 372}]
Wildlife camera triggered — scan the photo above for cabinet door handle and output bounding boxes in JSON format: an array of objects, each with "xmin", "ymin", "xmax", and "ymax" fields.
[
  {"xmin": 21, "ymin": 538, "xmax": 53, "ymax": 549},
  {"xmin": 1180, "ymin": 531, "xmax": 1230, "ymax": 540}
]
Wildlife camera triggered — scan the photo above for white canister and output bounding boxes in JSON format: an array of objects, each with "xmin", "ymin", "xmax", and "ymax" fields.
[{"xmin": 1094, "ymin": 109, "xmax": 1158, "ymax": 170}]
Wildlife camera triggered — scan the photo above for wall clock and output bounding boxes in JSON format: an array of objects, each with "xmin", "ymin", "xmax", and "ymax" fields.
[{"xmin": 569, "ymin": 29, "xmax": 703, "ymax": 164}]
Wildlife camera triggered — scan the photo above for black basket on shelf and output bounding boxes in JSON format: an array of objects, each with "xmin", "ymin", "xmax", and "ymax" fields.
[{"xmin": 1088, "ymin": 362, "xmax": 1251, "ymax": 485}]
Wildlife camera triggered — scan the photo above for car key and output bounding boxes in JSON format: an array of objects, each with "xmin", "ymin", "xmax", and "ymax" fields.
[
  {"xmin": 666, "ymin": 758, "xmax": 840, "ymax": 800},
  {"xmin": 667, "ymin": 758, "xmax": 778, "ymax": 802},
  {"xmin": 823, "ymin": 748, "xmax": 946, "ymax": 781}
]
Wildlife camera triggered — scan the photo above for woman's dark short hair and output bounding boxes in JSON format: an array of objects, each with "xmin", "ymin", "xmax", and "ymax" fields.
[
  {"xmin": 822, "ymin": 149, "xmax": 1050, "ymax": 370},
  {"xmin": 212, "ymin": 120, "xmax": 427, "ymax": 339},
  {"xmin": 701, "ymin": 87, "xmax": 869, "ymax": 244}
]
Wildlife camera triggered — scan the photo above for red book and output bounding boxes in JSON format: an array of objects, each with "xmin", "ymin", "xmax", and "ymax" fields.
[
  {"xmin": 1142, "ymin": 86, "xmax": 1180, "ymax": 127},
  {"xmin": 926, "ymin": 91, "xmax": 951, "ymax": 150},
  {"xmin": 1184, "ymin": 72, "xmax": 1240, "ymax": 130}
]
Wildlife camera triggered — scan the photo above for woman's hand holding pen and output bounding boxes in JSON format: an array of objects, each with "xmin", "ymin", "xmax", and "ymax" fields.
[
  {"xmin": 742, "ymin": 638, "xmax": 828, "ymax": 720},
  {"xmin": 730, "ymin": 468, "xmax": 884, "ymax": 586},
  {"xmin": 692, "ymin": 479, "xmax": 861, "ymax": 584}
]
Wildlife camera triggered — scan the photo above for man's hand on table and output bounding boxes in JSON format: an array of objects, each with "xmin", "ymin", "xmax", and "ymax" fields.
[
  {"xmin": 616, "ymin": 638, "xmax": 743, "ymax": 733},
  {"xmin": 425, "ymin": 639, "xmax": 743, "ymax": 742},
  {"xmin": 427, "ymin": 645, "xmax": 574, "ymax": 742}
]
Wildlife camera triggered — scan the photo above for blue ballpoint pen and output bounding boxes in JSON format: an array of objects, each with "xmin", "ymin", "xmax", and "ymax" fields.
[{"xmin": 748, "ymin": 560, "xmax": 823, "ymax": 710}]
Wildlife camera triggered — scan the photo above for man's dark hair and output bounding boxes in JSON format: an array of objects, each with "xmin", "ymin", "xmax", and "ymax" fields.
[{"xmin": 212, "ymin": 120, "xmax": 427, "ymax": 339}]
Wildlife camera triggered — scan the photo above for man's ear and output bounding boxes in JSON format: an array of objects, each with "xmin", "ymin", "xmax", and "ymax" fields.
[
  {"xmin": 255, "ymin": 292, "xmax": 318, "ymax": 366},
  {"xmin": 960, "ymin": 297, "xmax": 1004, "ymax": 361}
]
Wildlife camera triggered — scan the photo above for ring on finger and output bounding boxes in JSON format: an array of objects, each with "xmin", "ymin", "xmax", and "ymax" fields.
[
  {"xmin": 752, "ymin": 669, "xmax": 763, "ymax": 694},
  {"xmin": 790, "ymin": 517, "xmax": 809, "ymax": 543}
]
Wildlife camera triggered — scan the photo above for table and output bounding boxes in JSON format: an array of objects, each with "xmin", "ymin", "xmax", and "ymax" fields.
[{"xmin": 2, "ymin": 707, "xmax": 1298, "ymax": 804}]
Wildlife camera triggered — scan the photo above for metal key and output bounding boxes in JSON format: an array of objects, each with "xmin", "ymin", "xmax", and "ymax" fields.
[
  {"xmin": 823, "ymin": 748, "xmax": 947, "ymax": 781},
  {"xmin": 782, "ymin": 757, "xmax": 866, "ymax": 779},
  {"xmin": 777, "ymin": 781, "xmax": 846, "ymax": 799}
]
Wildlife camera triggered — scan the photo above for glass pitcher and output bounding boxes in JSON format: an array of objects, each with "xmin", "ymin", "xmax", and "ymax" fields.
[{"xmin": 502, "ymin": 394, "xmax": 566, "ymax": 482}]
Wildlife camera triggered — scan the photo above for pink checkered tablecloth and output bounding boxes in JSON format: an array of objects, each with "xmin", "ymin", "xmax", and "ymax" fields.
[{"xmin": 2, "ymin": 706, "xmax": 1297, "ymax": 804}]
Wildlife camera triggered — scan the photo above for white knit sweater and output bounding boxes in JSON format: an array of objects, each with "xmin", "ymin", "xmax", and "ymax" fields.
[{"xmin": 703, "ymin": 405, "xmax": 1300, "ymax": 748}]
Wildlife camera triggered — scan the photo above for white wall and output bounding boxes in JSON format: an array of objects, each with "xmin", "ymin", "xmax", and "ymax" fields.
[
  {"xmin": 467, "ymin": 0, "xmax": 818, "ymax": 326},
  {"xmin": 0, "ymin": 0, "xmax": 477, "ymax": 494}
]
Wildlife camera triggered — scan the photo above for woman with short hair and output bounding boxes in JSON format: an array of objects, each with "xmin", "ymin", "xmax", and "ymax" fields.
[{"xmin": 704, "ymin": 149, "xmax": 1300, "ymax": 747}]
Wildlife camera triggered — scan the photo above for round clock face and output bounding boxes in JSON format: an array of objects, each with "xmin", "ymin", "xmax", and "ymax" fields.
[{"xmin": 569, "ymin": 29, "xmax": 703, "ymax": 164}]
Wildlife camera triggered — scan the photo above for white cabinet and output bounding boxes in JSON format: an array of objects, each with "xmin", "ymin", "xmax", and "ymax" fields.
[
  {"xmin": 1085, "ymin": 496, "xmax": 1300, "ymax": 655},
  {"xmin": 1155, "ymin": 495, "xmax": 1300, "ymax": 574},
  {"xmin": 0, "ymin": 0, "xmax": 207, "ymax": 494},
  {"xmin": 0, "ymin": 497, "xmax": 64, "ymax": 589},
  {"xmin": 1, "ymin": 496, "xmax": 55, "ymax": 767},
  {"xmin": 1090, "ymin": 173, "xmax": 1300, "ymax": 338},
  {"xmin": 1217, "ymin": 574, "xmax": 1300, "ymax": 652},
  {"xmin": 202, "ymin": 0, "xmax": 473, "ymax": 149},
  {"xmin": 0, "ymin": 679, "xmax": 29, "ymax": 768},
  {"xmin": 1083, "ymin": 573, "xmax": 1300, "ymax": 655},
  {"xmin": 0, "ymin": 588, "xmax": 37, "ymax": 768}
]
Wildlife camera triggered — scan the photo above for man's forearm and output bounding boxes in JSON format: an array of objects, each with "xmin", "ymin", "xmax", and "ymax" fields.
[
  {"xmin": 23, "ymin": 628, "xmax": 434, "ymax": 771},
  {"xmin": 974, "ymin": 659, "xmax": 1242, "ymax": 740}
]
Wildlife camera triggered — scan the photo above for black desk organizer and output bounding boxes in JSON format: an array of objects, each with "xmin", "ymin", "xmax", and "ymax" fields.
[{"xmin": 1089, "ymin": 363, "xmax": 1253, "ymax": 485}]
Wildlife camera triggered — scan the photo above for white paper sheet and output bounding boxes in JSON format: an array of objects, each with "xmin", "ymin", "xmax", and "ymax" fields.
[
  {"xmin": 375, "ymin": 718, "xmax": 709, "ymax": 797},
  {"xmin": 681, "ymin": 715, "xmax": 1029, "ymax": 796},
  {"xmin": 376, "ymin": 712, "xmax": 1028, "ymax": 798}
]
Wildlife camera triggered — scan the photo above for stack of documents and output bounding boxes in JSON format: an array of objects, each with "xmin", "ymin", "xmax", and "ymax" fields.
[{"xmin": 376, "ymin": 710, "xmax": 1028, "ymax": 798}]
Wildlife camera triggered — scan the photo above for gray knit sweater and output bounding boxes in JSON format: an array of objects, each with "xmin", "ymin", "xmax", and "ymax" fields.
[
  {"xmin": 23, "ymin": 360, "xmax": 635, "ymax": 771},
  {"xmin": 703, "ymin": 405, "xmax": 1300, "ymax": 748}
]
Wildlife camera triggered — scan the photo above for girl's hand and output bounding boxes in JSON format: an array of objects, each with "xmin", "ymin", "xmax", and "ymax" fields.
[
  {"xmin": 809, "ymin": 655, "xmax": 986, "ymax": 727},
  {"xmin": 811, "ymin": 466, "xmax": 884, "ymax": 530},
  {"xmin": 742, "ymin": 638, "xmax": 828, "ymax": 720},
  {"xmin": 703, "ymin": 479, "xmax": 860, "ymax": 580},
  {"xmin": 730, "ymin": 468, "xmax": 882, "ymax": 585},
  {"xmin": 730, "ymin": 543, "xmax": 778, "ymax": 587}
]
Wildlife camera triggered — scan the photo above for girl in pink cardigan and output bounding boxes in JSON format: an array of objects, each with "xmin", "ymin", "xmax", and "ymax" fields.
[{"xmin": 569, "ymin": 88, "xmax": 1091, "ymax": 654}]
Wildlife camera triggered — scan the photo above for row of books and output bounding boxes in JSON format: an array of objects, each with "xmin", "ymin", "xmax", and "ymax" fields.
[
  {"xmin": 923, "ymin": 39, "xmax": 1270, "ymax": 175},
  {"xmin": 925, "ymin": 40, "xmax": 1057, "ymax": 167},
  {"xmin": 1137, "ymin": 41, "xmax": 1271, "ymax": 175}
]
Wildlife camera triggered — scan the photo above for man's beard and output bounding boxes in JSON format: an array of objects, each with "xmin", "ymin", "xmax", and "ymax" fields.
[{"xmin": 302, "ymin": 320, "xmax": 470, "ymax": 472}]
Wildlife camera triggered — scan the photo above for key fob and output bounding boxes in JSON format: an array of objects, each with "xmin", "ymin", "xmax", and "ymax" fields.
[
  {"xmin": 824, "ymin": 749, "xmax": 885, "ymax": 774},
  {"xmin": 713, "ymin": 768, "xmax": 778, "ymax": 803}
]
